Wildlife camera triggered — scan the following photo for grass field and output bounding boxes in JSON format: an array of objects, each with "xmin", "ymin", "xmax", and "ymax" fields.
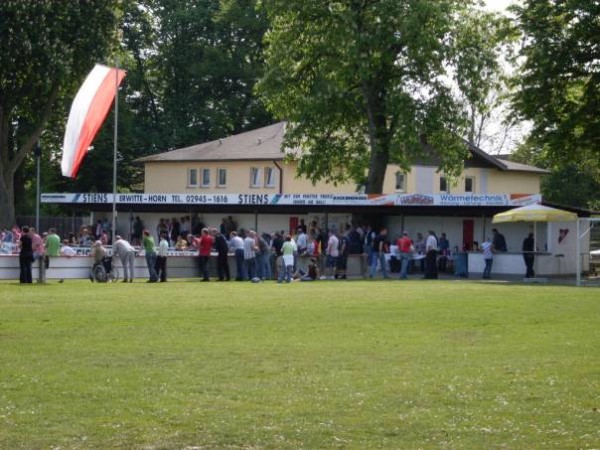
[{"xmin": 0, "ymin": 279, "xmax": 599, "ymax": 449}]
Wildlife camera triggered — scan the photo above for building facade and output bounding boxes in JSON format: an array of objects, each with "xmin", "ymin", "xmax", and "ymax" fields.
[
  {"xmin": 138, "ymin": 122, "xmax": 547, "ymax": 197},
  {"xmin": 40, "ymin": 121, "xmax": 593, "ymax": 278}
]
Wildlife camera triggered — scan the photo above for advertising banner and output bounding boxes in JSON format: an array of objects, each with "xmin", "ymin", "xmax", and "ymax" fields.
[{"xmin": 41, "ymin": 192, "xmax": 542, "ymax": 207}]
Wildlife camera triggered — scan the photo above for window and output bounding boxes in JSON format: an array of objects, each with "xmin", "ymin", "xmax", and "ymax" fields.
[
  {"xmin": 217, "ymin": 168, "xmax": 227, "ymax": 187},
  {"xmin": 265, "ymin": 167, "xmax": 276, "ymax": 188},
  {"xmin": 201, "ymin": 168, "xmax": 211, "ymax": 187},
  {"xmin": 439, "ymin": 176, "xmax": 448, "ymax": 193},
  {"xmin": 188, "ymin": 168, "xmax": 198, "ymax": 187},
  {"xmin": 465, "ymin": 176, "xmax": 474, "ymax": 193},
  {"xmin": 395, "ymin": 171, "xmax": 406, "ymax": 192},
  {"xmin": 250, "ymin": 167, "xmax": 261, "ymax": 187}
]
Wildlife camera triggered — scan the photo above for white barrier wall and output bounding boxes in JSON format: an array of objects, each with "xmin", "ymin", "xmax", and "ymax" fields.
[{"xmin": 0, "ymin": 254, "xmax": 369, "ymax": 281}]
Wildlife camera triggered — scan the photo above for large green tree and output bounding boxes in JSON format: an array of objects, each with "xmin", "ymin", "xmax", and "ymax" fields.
[
  {"xmin": 12, "ymin": 0, "xmax": 273, "ymax": 220},
  {"xmin": 257, "ymin": 0, "xmax": 505, "ymax": 193},
  {"xmin": 453, "ymin": 8, "xmax": 520, "ymax": 153},
  {"xmin": 0, "ymin": 0, "xmax": 118, "ymax": 227},
  {"xmin": 510, "ymin": 0, "xmax": 600, "ymax": 181},
  {"xmin": 511, "ymin": 141, "xmax": 600, "ymax": 210},
  {"xmin": 149, "ymin": 0, "xmax": 271, "ymax": 148}
]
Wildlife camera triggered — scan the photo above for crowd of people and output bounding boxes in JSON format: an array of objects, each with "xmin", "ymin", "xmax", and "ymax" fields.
[
  {"xmin": 88, "ymin": 221, "xmax": 482, "ymax": 283},
  {"xmin": 3, "ymin": 217, "xmax": 537, "ymax": 284}
]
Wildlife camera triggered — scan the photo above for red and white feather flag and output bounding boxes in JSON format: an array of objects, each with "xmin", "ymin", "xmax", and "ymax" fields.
[{"xmin": 61, "ymin": 64, "xmax": 126, "ymax": 178}]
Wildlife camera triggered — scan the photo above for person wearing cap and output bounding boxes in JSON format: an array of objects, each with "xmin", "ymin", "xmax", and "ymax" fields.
[
  {"xmin": 113, "ymin": 235, "xmax": 135, "ymax": 282},
  {"xmin": 397, "ymin": 231, "xmax": 413, "ymax": 280}
]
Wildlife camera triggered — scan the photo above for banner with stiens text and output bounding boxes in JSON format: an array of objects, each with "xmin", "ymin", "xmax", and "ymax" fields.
[{"xmin": 41, "ymin": 193, "xmax": 542, "ymax": 207}]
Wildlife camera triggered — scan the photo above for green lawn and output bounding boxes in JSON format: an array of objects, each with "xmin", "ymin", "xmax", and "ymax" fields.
[{"xmin": 0, "ymin": 280, "xmax": 598, "ymax": 449}]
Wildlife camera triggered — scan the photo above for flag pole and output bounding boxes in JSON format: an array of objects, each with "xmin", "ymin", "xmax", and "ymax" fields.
[{"xmin": 112, "ymin": 56, "xmax": 119, "ymax": 246}]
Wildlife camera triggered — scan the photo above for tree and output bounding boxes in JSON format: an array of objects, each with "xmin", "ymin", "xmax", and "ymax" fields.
[
  {"xmin": 0, "ymin": 0, "xmax": 118, "ymax": 227},
  {"xmin": 147, "ymin": 0, "xmax": 272, "ymax": 149},
  {"xmin": 6, "ymin": 0, "xmax": 274, "ymax": 222},
  {"xmin": 452, "ymin": 8, "xmax": 523, "ymax": 154},
  {"xmin": 257, "ymin": 0, "xmax": 505, "ymax": 193},
  {"xmin": 511, "ymin": 141, "xmax": 600, "ymax": 210},
  {"xmin": 510, "ymin": 0, "xmax": 600, "ymax": 181}
]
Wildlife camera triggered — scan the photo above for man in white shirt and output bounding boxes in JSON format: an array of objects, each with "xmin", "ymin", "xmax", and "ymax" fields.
[
  {"xmin": 229, "ymin": 231, "xmax": 245, "ymax": 281},
  {"xmin": 424, "ymin": 230, "xmax": 438, "ymax": 279},
  {"xmin": 113, "ymin": 235, "xmax": 136, "ymax": 282},
  {"xmin": 60, "ymin": 240, "xmax": 77, "ymax": 257},
  {"xmin": 325, "ymin": 230, "xmax": 339, "ymax": 279},
  {"xmin": 155, "ymin": 233, "xmax": 169, "ymax": 282}
]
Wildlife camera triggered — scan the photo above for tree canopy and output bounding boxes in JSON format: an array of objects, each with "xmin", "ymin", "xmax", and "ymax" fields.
[
  {"xmin": 257, "ymin": 0, "xmax": 506, "ymax": 193},
  {"xmin": 0, "ymin": 0, "xmax": 119, "ymax": 227},
  {"xmin": 510, "ymin": 0, "xmax": 600, "ymax": 181},
  {"xmin": 2, "ymin": 0, "xmax": 273, "ymax": 226}
]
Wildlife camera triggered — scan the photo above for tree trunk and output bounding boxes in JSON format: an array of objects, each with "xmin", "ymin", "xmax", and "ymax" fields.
[
  {"xmin": 363, "ymin": 84, "xmax": 390, "ymax": 194},
  {"xmin": 0, "ymin": 105, "xmax": 15, "ymax": 228},
  {"xmin": 366, "ymin": 148, "xmax": 389, "ymax": 194},
  {"xmin": 0, "ymin": 83, "xmax": 59, "ymax": 228},
  {"xmin": 0, "ymin": 169, "xmax": 15, "ymax": 228}
]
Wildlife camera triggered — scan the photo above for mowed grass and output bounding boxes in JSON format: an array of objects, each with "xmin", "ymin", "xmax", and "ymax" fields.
[{"xmin": 0, "ymin": 280, "xmax": 598, "ymax": 449}]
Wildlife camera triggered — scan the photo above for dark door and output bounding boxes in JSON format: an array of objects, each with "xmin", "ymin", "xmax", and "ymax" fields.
[{"xmin": 463, "ymin": 219, "xmax": 474, "ymax": 251}]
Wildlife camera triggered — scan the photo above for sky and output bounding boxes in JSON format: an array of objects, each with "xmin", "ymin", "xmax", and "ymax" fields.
[{"xmin": 484, "ymin": 0, "xmax": 520, "ymax": 12}]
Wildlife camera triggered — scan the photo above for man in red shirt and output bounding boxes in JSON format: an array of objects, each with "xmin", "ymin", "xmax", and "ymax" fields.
[
  {"xmin": 397, "ymin": 231, "xmax": 413, "ymax": 280},
  {"xmin": 198, "ymin": 227, "xmax": 214, "ymax": 281}
]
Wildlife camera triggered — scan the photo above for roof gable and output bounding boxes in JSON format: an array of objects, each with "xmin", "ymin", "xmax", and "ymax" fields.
[
  {"xmin": 136, "ymin": 122, "xmax": 548, "ymax": 174},
  {"xmin": 136, "ymin": 122, "xmax": 289, "ymax": 163}
]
